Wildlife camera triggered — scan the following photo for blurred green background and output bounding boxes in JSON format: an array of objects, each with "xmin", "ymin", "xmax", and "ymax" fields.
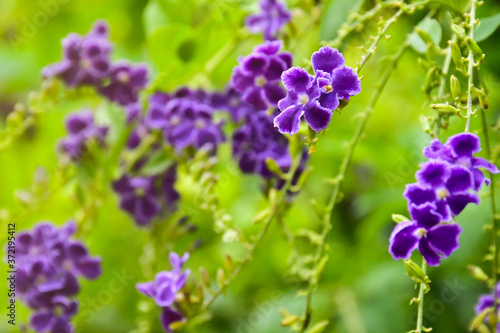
[{"xmin": 1, "ymin": 0, "xmax": 500, "ymax": 332}]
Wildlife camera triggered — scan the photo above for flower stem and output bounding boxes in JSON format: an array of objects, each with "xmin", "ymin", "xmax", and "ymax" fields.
[
  {"xmin": 200, "ymin": 152, "xmax": 303, "ymax": 312},
  {"xmin": 299, "ymin": 35, "xmax": 412, "ymax": 332},
  {"xmin": 464, "ymin": 0, "xmax": 477, "ymax": 133},
  {"xmin": 416, "ymin": 259, "xmax": 428, "ymax": 333},
  {"xmin": 481, "ymin": 108, "xmax": 499, "ymax": 321}
]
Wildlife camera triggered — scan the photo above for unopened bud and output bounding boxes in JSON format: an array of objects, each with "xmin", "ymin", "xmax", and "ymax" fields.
[
  {"xmin": 450, "ymin": 41, "xmax": 463, "ymax": 68},
  {"xmin": 450, "ymin": 75, "xmax": 461, "ymax": 101},
  {"xmin": 465, "ymin": 37, "xmax": 484, "ymax": 59},
  {"xmin": 467, "ymin": 265, "xmax": 489, "ymax": 281},
  {"xmin": 415, "ymin": 27, "xmax": 435, "ymax": 45},
  {"xmin": 451, "ymin": 23, "xmax": 466, "ymax": 39}
]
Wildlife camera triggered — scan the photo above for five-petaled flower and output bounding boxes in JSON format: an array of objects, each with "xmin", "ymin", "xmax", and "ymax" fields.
[
  {"xmin": 231, "ymin": 41, "xmax": 292, "ymax": 110},
  {"xmin": 389, "ymin": 203, "xmax": 462, "ymax": 266},
  {"xmin": 274, "ymin": 46, "xmax": 361, "ymax": 135}
]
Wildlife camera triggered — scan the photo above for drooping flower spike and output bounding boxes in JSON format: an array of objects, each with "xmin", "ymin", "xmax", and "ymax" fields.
[
  {"xmin": 15, "ymin": 221, "xmax": 102, "ymax": 333},
  {"xmin": 245, "ymin": 0, "xmax": 292, "ymax": 41},
  {"xmin": 136, "ymin": 252, "xmax": 190, "ymax": 332},
  {"xmin": 231, "ymin": 40, "xmax": 292, "ymax": 111},
  {"xmin": 274, "ymin": 46, "xmax": 361, "ymax": 135},
  {"xmin": 389, "ymin": 203, "xmax": 462, "ymax": 266}
]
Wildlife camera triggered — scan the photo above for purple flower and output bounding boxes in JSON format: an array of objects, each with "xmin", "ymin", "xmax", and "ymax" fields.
[
  {"xmin": 13, "ymin": 221, "xmax": 101, "ymax": 333},
  {"xmin": 42, "ymin": 20, "xmax": 112, "ymax": 87},
  {"xmin": 245, "ymin": 0, "xmax": 292, "ymax": 40},
  {"xmin": 136, "ymin": 252, "xmax": 190, "ymax": 332},
  {"xmin": 474, "ymin": 283, "xmax": 500, "ymax": 331},
  {"xmin": 98, "ymin": 61, "xmax": 149, "ymax": 106},
  {"xmin": 30, "ymin": 296, "xmax": 78, "ymax": 333},
  {"xmin": 59, "ymin": 109, "xmax": 108, "ymax": 160},
  {"xmin": 231, "ymin": 40, "xmax": 292, "ymax": 110},
  {"xmin": 424, "ymin": 133, "xmax": 499, "ymax": 190},
  {"xmin": 112, "ymin": 175, "xmax": 160, "ymax": 226},
  {"xmin": 163, "ymin": 164, "xmax": 181, "ymax": 211},
  {"xmin": 233, "ymin": 112, "xmax": 291, "ymax": 178},
  {"xmin": 145, "ymin": 97, "xmax": 225, "ymax": 153},
  {"xmin": 210, "ymin": 87, "xmax": 257, "ymax": 122},
  {"xmin": 389, "ymin": 203, "xmax": 462, "ymax": 266},
  {"xmin": 405, "ymin": 160, "xmax": 479, "ymax": 221},
  {"xmin": 274, "ymin": 46, "xmax": 361, "ymax": 135}
]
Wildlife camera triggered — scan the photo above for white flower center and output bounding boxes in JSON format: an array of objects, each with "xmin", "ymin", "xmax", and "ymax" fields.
[
  {"xmin": 117, "ymin": 72, "xmax": 130, "ymax": 83},
  {"xmin": 255, "ymin": 75, "xmax": 266, "ymax": 87},
  {"xmin": 170, "ymin": 116, "xmax": 181, "ymax": 126},
  {"xmin": 436, "ymin": 187, "xmax": 449, "ymax": 199},
  {"xmin": 413, "ymin": 228, "xmax": 427, "ymax": 239},
  {"xmin": 298, "ymin": 93, "xmax": 309, "ymax": 105},
  {"xmin": 195, "ymin": 119, "xmax": 205, "ymax": 129},
  {"xmin": 135, "ymin": 188, "xmax": 146, "ymax": 197},
  {"xmin": 80, "ymin": 59, "xmax": 91, "ymax": 69}
]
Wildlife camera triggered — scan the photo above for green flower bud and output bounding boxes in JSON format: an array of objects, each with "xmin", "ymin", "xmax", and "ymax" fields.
[
  {"xmin": 451, "ymin": 23, "xmax": 466, "ymax": 39},
  {"xmin": 415, "ymin": 27, "xmax": 435, "ymax": 45},
  {"xmin": 450, "ymin": 41, "xmax": 463, "ymax": 68},
  {"xmin": 465, "ymin": 37, "xmax": 484, "ymax": 59},
  {"xmin": 450, "ymin": 75, "xmax": 461, "ymax": 101}
]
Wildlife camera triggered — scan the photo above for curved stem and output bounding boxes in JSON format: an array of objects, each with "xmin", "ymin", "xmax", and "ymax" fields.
[
  {"xmin": 416, "ymin": 260, "xmax": 428, "ymax": 333},
  {"xmin": 300, "ymin": 36, "xmax": 412, "ymax": 332},
  {"xmin": 200, "ymin": 152, "xmax": 303, "ymax": 311},
  {"xmin": 465, "ymin": 0, "xmax": 477, "ymax": 132},
  {"xmin": 481, "ymin": 108, "xmax": 499, "ymax": 325}
]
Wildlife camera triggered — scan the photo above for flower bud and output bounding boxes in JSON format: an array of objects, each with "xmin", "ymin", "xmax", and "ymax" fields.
[
  {"xmin": 467, "ymin": 265, "xmax": 489, "ymax": 282},
  {"xmin": 450, "ymin": 41, "xmax": 463, "ymax": 68},
  {"xmin": 392, "ymin": 214, "xmax": 410, "ymax": 223},
  {"xmin": 450, "ymin": 75, "xmax": 461, "ymax": 101},
  {"xmin": 451, "ymin": 23, "xmax": 466, "ymax": 39},
  {"xmin": 430, "ymin": 103, "xmax": 460, "ymax": 114},
  {"xmin": 404, "ymin": 259, "xmax": 431, "ymax": 287},
  {"xmin": 465, "ymin": 37, "xmax": 484, "ymax": 59},
  {"xmin": 415, "ymin": 27, "xmax": 435, "ymax": 45}
]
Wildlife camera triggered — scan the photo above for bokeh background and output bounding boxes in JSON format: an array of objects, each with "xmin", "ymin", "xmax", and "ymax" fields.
[{"xmin": 1, "ymin": 0, "xmax": 500, "ymax": 332}]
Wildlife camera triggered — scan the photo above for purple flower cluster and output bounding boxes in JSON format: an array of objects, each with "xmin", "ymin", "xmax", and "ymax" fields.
[
  {"xmin": 245, "ymin": 0, "xmax": 292, "ymax": 40},
  {"xmin": 231, "ymin": 41, "xmax": 292, "ymax": 111},
  {"xmin": 390, "ymin": 133, "xmax": 499, "ymax": 266},
  {"xmin": 233, "ymin": 112, "xmax": 291, "ymax": 178},
  {"xmin": 112, "ymin": 165, "xmax": 180, "ymax": 227},
  {"xmin": 145, "ymin": 92, "xmax": 225, "ymax": 154},
  {"xmin": 15, "ymin": 221, "xmax": 101, "ymax": 333},
  {"xmin": 59, "ymin": 109, "xmax": 108, "ymax": 161},
  {"xmin": 275, "ymin": 46, "xmax": 361, "ymax": 135},
  {"xmin": 136, "ymin": 252, "xmax": 190, "ymax": 332},
  {"xmin": 43, "ymin": 20, "xmax": 149, "ymax": 107},
  {"xmin": 474, "ymin": 283, "xmax": 500, "ymax": 331}
]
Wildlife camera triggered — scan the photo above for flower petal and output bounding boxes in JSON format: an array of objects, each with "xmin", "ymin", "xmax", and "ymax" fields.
[
  {"xmin": 281, "ymin": 67, "xmax": 313, "ymax": 93},
  {"xmin": 416, "ymin": 160, "xmax": 450, "ymax": 188},
  {"xmin": 427, "ymin": 223, "xmax": 462, "ymax": 257},
  {"xmin": 311, "ymin": 46, "xmax": 345, "ymax": 74},
  {"xmin": 303, "ymin": 101, "xmax": 332, "ymax": 132},
  {"xmin": 274, "ymin": 105, "xmax": 304, "ymax": 135},
  {"xmin": 330, "ymin": 66, "xmax": 361, "ymax": 100},
  {"xmin": 389, "ymin": 221, "xmax": 418, "ymax": 260},
  {"xmin": 418, "ymin": 237, "xmax": 441, "ymax": 266},
  {"xmin": 446, "ymin": 193, "xmax": 479, "ymax": 216},
  {"xmin": 409, "ymin": 202, "xmax": 442, "ymax": 229}
]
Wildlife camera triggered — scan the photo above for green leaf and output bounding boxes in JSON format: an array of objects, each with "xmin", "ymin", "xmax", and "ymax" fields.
[
  {"xmin": 476, "ymin": 13, "xmax": 500, "ymax": 42},
  {"xmin": 139, "ymin": 150, "xmax": 174, "ymax": 176},
  {"xmin": 410, "ymin": 18, "xmax": 442, "ymax": 54}
]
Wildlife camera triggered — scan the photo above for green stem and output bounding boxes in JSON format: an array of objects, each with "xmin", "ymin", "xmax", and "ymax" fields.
[
  {"xmin": 435, "ymin": 35, "xmax": 455, "ymax": 139},
  {"xmin": 416, "ymin": 260, "xmax": 428, "ymax": 333},
  {"xmin": 481, "ymin": 108, "xmax": 499, "ymax": 327},
  {"xmin": 300, "ymin": 36, "xmax": 412, "ymax": 333},
  {"xmin": 200, "ymin": 152, "xmax": 303, "ymax": 312},
  {"xmin": 465, "ymin": 0, "xmax": 477, "ymax": 132}
]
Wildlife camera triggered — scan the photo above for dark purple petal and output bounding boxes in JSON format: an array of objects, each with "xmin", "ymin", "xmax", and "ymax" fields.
[
  {"xmin": 427, "ymin": 223, "xmax": 462, "ymax": 257},
  {"xmin": 241, "ymin": 54, "xmax": 269, "ymax": 75},
  {"xmin": 160, "ymin": 307, "xmax": 184, "ymax": 333},
  {"xmin": 31, "ymin": 312, "xmax": 54, "ymax": 332},
  {"xmin": 445, "ymin": 165, "xmax": 474, "ymax": 193},
  {"xmin": 446, "ymin": 193, "xmax": 479, "ymax": 216},
  {"xmin": 263, "ymin": 84, "xmax": 286, "ymax": 106},
  {"xmin": 409, "ymin": 203, "xmax": 442, "ymax": 229},
  {"xmin": 389, "ymin": 221, "xmax": 419, "ymax": 260},
  {"xmin": 473, "ymin": 157, "xmax": 499, "ymax": 173},
  {"xmin": 303, "ymin": 101, "xmax": 332, "ymax": 132},
  {"xmin": 403, "ymin": 184, "xmax": 436, "ymax": 206},
  {"xmin": 278, "ymin": 91, "xmax": 298, "ymax": 111},
  {"xmin": 416, "ymin": 160, "xmax": 450, "ymax": 188},
  {"xmin": 330, "ymin": 66, "xmax": 361, "ymax": 100},
  {"xmin": 76, "ymin": 257, "xmax": 102, "ymax": 279},
  {"xmin": 311, "ymin": 46, "xmax": 345, "ymax": 74},
  {"xmin": 281, "ymin": 67, "xmax": 313, "ymax": 93},
  {"xmin": 318, "ymin": 92, "xmax": 340, "ymax": 110},
  {"xmin": 447, "ymin": 132, "xmax": 481, "ymax": 157},
  {"xmin": 418, "ymin": 237, "xmax": 441, "ymax": 266},
  {"xmin": 274, "ymin": 105, "xmax": 304, "ymax": 135}
]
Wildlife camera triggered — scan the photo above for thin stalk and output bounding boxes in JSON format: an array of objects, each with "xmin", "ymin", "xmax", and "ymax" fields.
[
  {"xmin": 200, "ymin": 152, "xmax": 303, "ymax": 311},
  {"xmin": 300, "ymin": 37, "xmax": 412, "ymax": 333},
  {"xmin": 435, "ymin": 35, "xmax": 455, "ymax": 139},
  {"xmin": 481, "ymin": 108, "xmax": 499, "ymax": 324},
  {"xmin": 416, "ymin": 260, "xmax": 428, "ymax": 333},
  {"xmin": 464, "ymin": 0, "xmax": 477, "ymax": 132}
]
